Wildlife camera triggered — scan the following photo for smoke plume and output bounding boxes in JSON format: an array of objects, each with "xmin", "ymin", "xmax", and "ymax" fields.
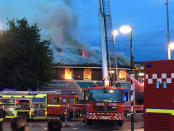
[
  {"xmin": 0, "ymin": 0, "xmax": 129, "ymax": 66},
  {"xmin": 0, "ymin": 0, "xmax": 101, "ymax": 65}
]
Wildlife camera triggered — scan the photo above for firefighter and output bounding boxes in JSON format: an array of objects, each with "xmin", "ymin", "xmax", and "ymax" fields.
[
  {"xmin": 0, "ymin": 106, "xmax": 5, "ymax": 131},
  {"xmin": 64, "ymin": 110, "xmax": 68, "ymax": 127},
  {"xmin": 92, "ymin": 81, "xmax": 98, "ymax": 87},
  {"xmin": 73, "ymin": 111, "xmax": 75, "ymax": 120}
]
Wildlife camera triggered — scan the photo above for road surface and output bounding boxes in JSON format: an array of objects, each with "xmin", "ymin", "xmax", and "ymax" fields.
[{"xmin": 3, "ymin": 120, "xmax": 144, "ymax": 131}]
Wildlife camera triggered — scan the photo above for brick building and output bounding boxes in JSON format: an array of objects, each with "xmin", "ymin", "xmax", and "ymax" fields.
[{"xmin": 41, "ymin": 64, "xmax": 134, "ymax": 102}]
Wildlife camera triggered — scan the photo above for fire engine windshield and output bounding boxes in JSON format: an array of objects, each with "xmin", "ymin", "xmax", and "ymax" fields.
[{"xmin": 88, "ymin": 89, "xmax": 123, "ymax": 103}]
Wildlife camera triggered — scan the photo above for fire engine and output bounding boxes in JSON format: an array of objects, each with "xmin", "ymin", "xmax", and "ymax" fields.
[
  {"xmin": 85, "ymin": 86, "xmax": 124, "ymax": 125},
  {"xmin": 83, "ymin": 0, "xmax": 124, "ymax": 126},
  {"xmin": 144, "ymin": 60, "xmax": 174, "ymax": 131},
  {"xmin": 47, "ymin": 94, "xmax": 82, "ymax": 120},
  {"xmin": 0, "ymin": 91, "xmax": 83, "ymax": 120},
  {"xmin": 0, "ymin": 91, "xmax": 47, "ymax": 119}
]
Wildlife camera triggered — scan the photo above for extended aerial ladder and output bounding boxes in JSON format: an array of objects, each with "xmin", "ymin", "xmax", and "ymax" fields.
[
  {"xmin": 82, "ymin": 0, "xmax": 124, "ymax": 126},
  {"xmin": 98, "ymin": 0, "xmax": 117, "ymax": 86}
]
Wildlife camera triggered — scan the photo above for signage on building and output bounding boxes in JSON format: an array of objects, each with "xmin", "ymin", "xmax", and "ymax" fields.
[{"xmin": 41, "ymin": 81, "xmax": 78, "ymax": 89}]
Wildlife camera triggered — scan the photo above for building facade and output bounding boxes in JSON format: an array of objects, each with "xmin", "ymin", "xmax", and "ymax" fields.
[{"xmin": 41, "ymin": 64, "xmax": 135, "ymax": 103}]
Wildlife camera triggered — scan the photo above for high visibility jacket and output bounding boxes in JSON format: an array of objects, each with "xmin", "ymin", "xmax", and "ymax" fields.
[
  {"xmin": 0, "ymin": 118, "xmax": 3, "ymax": 122},
  {"xmin": 0, "ymin": 109, "xmax": 5, "ymax": 121}
]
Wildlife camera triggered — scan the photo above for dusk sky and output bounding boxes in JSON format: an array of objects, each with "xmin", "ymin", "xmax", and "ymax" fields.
[{"xmin": 0, "ymin": 0, "xmax": 174, "ymax": 62}]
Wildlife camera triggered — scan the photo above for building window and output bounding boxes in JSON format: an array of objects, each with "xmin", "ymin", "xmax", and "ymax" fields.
[
  {"xmin": 156, "ymin": 81, "xmax": 160, "ymax": 89},
  {"xmin": 65, "ymin": 68, "xmax": 72, "ymax": 80},
  {"xmin": 119, "ymin": 70, "xmax": 126, "ymax": 81},
  {"xmin": 163, "ymin": 81, "xmax": 167, "ymax": 88},
  {"xmin": 84, "ymin": 69, "xmax": 91, "ymax": 80}
]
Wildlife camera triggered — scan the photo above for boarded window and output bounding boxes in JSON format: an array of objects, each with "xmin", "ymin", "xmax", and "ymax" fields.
[
  {"xmin": 92, "ymin": 69, "xmax": 102, "ymax": 80},
  {"xmin": 73, "ymin": 69, "xmax": 83, "ymax": 80}
]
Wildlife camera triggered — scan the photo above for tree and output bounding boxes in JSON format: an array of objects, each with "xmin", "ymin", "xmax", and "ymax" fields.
[{"xmin": 0, "ymin": 18, "xmax": 55, "ymax": 90}]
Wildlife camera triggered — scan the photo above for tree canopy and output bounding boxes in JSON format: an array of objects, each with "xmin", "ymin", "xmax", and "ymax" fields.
[{"xmin": 0, "ymin": 18, "xmax": 55, "ymax": 90}]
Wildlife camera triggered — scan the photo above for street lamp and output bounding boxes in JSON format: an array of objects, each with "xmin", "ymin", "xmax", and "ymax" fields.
[
  {"xmin": 119, "ymin": 25, "xmax": 134, "ymax": 131},
  {"xmin": 168, "ymin": 42, "xmax": 174, "ymax": 59},
  {"xmin": 112, "ymin": 30, "xmax": 119, "ymax": 83},
  {"xmin": 119, "ymin": 25, "xmax": 132, "ymax": 34},
  {"xmin": 113, "ymin": 30, "xmax": 119, "ymax": 38},
  {"xmin": 169, "ymin": 42, "xmax": 174, "ymax": 49}
]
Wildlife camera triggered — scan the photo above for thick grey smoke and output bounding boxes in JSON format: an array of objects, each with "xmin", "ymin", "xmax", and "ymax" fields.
[
  {"xmin": 117, "ymin": 53, "xmax": 130, "ymax": 66},
  {"xmin": 0, "ymin": 0, "xmax": 101, "ymax": 65},
  {"xmin": 0, "ymin": 0, "xmax": 129, "ymax": 66},
  {"xmin": 0, "ymin": 0, "xmax": 74, "ymax": 42}
]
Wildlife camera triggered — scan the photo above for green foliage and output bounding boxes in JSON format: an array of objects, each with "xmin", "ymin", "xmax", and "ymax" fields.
[{"xmin": 0, "ymin": 18, "xmax": 55, "ymax": 90}]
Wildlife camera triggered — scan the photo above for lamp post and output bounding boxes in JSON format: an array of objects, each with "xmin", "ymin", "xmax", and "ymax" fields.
[
  {"xmin": 119, "ymin": 25, "xmax": 134, "ymax": 131},
  {"xmin": 112, "ymin": 30, "xmax": 119, "ymax": 83},
  {"xmin": 165, "ymin": 0, "xmax": 170, "ymax": 60}
]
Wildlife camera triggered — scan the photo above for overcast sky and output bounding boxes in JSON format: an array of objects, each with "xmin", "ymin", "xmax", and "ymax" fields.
[{"xmin": 0, "ymin": 0, "xmax": 174, "ymax": 62}]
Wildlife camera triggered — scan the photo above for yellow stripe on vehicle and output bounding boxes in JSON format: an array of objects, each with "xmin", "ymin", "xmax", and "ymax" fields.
[
  {"xmin": 1, "ymin": 95, "xmax": 33, "ymax": 98},
  {"xmin": 35, "ymin": 94, "xmax": 46, "ymax": 98},
  {"xmin": 48, "ymin": 104, "xmax": 61, "ymax": 107},
  {"xmin": 146, "ymin": 108, "xmax": 174, "ymax": 114},
  {"xmin": 32, "ymin": 117, "xmax": 47, "ymax": 119},
  {"xmin": 2, "ymin": 95, "xmax": 23, "ymax": 98},
  {"xmin": 5, "ymin": 116, "xmax": 15, "ymax": 119}
]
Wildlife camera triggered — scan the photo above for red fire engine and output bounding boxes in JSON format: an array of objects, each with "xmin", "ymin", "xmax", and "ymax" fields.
[
  {"xmin": 85, "ymin": 86, "xmax": 124, "ymax": 126},
  {"xmin": 47, "ymin": 94, "xmax": 81, "ymax": 120},
  {"xmin": 82, "ymin": 0, "xmax": 124, "ymax": 127},
  {"xmin": 144, "ymin": 60, "xmax": 174, "ymax": 130}
]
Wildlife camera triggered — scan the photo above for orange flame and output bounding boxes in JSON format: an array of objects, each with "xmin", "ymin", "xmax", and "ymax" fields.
[
  {"xmin": 65, "ymin": 69, "xmax": 72, "ymax": 80},
  {"xmin": 119, "ymin": 70, "xmax": 126, "ymax": 81},
  {"xmin": 84, "ymin": 69, "xmax": 91, "ymax": 79},
  {"xmin": 81, "ymin": 51, "xmax": 85, "ymax": 56},
  {"xmin": 60, "ymin": 51, "xmax": 64, "ymax": 55}
]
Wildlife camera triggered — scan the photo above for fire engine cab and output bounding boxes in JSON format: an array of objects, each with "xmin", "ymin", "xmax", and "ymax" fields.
[{"xmin": 144, "ymin": 60, "xmax": 174, "ymax": 131}]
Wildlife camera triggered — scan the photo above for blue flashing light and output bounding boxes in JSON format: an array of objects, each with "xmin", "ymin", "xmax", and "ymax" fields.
[
  {"xmin": 123, "ymin": 96, "xmax": 127, "ymax": 101},
  {"xmin": 163, "ymin": 81, "xmax": 167, "ymax": 88},
  {"xmin": 146, "ymin": 64, "xmax": 152, "ymax": 67},
  {"xmin": 156, "ymin": 81, "xmax": 160, "ymax": 89}
]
